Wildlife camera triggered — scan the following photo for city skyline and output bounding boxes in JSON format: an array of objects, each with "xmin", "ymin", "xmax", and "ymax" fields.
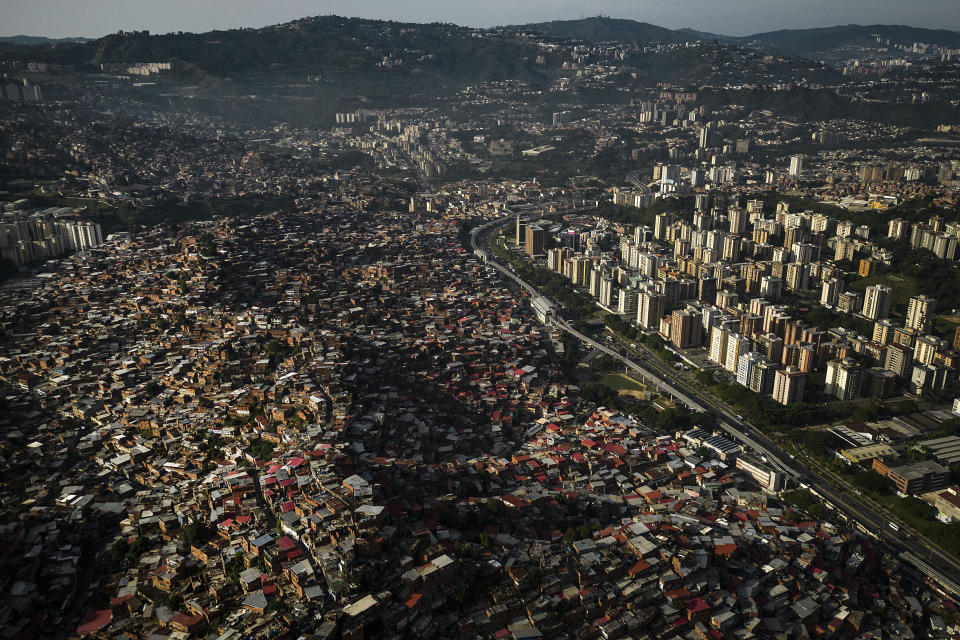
[{"xmin": 3, "ymin": 0, "xmax": 960, "ymax": 39}]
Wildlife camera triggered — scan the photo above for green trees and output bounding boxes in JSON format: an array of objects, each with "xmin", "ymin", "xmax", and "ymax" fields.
[
  {"xmin": 485, "ymin": 498, "xmax": 505, "ymax": 516},
  {"xmin": 226, "ymin": 551, "xmax": 245, "ymax": 583},
  {"xmin": 707, "ymin": 378, "xmax": 834, "ymax": 430},
  {"xmin": 563, "ymin": 525, "xmax": 593, "ymax": 541},
  {"xmin": 790, "ymin": 305, "xmax": 872, "ymax": 336},
  {"xmin": 0, "ymin": 258, "xmax": 18, "ymax": 283},
  {"xmin": 197, "ymin": 233, "xmax": 217, "ymax": 257},
  {"xmin": 489, "ymin": 240, "xmax": 595, "ymax": 318},
  {"xmin": 248, "ymin": 437, "xmax": 275, "ymax": 461},
  {"xmin": 111, "ymin": 539, "xmax": 129, "ymax": 564},
  {"xmin": 850, "ymin": 471, "xmax": 888, "ymax": 494},
  {"xmin": 781, "ymin": 489, "xmax": 828, "ymax": 519},
  {"xmin": 580, "ymin": 382, "xmax": 618, "ymax": 406},
  {"xmin": 179, "ymin": 522, "xmax": 205, "ymax": 547}
]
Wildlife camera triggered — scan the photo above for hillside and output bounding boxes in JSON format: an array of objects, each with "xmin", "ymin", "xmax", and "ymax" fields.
[
  {"xmin": 0, "ymin": 16, "xmax": 552, "ymax": 84},
  {"xmin": 700, "ymin": 86, "xmax": 960, "ymax": 128},
  {"xmin": 6, "ymin": 18, "xmax": 960, "ymax": 69},
  {"xmin": 515, "ymin": 18, "xmax": 960, "ymax": 59},
  {"xmin": 738, "ymin": 24, "xmax": 960, "ymax": 57},
  {"xmin": 5, "ymin": 17, "xmax": 960, "ymax": 82},
  {"xmin": 0, "ymin": 35, "xmax": 92, "ymax": 45},
  {"xmin": 516, "ymin": 17, "xmax": 685, "ymax": 43}
]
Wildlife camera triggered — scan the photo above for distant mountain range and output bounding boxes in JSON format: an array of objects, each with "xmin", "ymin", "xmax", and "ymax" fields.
[
  {"xmin": 0, "ymin": 35, "xmax": 92, "ymax": 45},
  {"xmin": 2, "ymin": 16, "xmax": 959, "ymax": 84},
  {"xmin": 0, "ymin": 16, "xmax": 550, "ymax": 84},
  {"xmin": 3, "ymin": 16, "xmax": 957, "ymax": 128},
  {"xmin": 514, "ymin": 18, "xmax": 960, "ymax": 58},
  {"xmin": 733, "ymin": 24, "xmax": 960, "ymax": 57}
]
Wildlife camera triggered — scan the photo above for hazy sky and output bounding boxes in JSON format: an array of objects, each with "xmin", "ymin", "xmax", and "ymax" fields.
[{"xmin": 3, "ymin": 0, "xmax": 960, "ymax": 39}]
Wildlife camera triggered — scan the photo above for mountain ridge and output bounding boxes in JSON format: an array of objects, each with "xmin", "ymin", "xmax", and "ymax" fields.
[
  {"xmin": 4, "ymin": 16, "xmax": 958, "ymax": 53},
  {"xmin": 509, "ymin": 18, "xmax": 960, "ymax": 57},
  {"xmin": 2, "ymin": 16, "xmax": 958, "ymax": 83},
  {"xmin": 734, "ymin": 23, "xmax": 960, "ymax": 56},
  {"xmin": 0, "ymin": 15, "xmax": 550, "ymax": 84},
  {"xmin": 0, "ymin": 34, "xmax": 93, "ymax": 45},
  {"xmin": 512, "ymin": 17, "xmax": 687, "ymax": 43}
]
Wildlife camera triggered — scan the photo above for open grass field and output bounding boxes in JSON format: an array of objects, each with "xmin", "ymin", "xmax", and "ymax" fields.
[
  {"xmin": 600, "ymin": 373, "xmax": 645, "ymax": 392},
  {"xmin": 935, "ymin": 314, "xmax": 960, "ymax": 337},
  {"xmin": 847, "ymin": 273, "xmax": 919, "ymax": 308}
]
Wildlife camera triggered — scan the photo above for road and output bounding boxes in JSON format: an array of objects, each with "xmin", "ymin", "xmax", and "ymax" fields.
[{"xmin": 470, "ymin": 216, "xmax": 960, "ymax": 598}]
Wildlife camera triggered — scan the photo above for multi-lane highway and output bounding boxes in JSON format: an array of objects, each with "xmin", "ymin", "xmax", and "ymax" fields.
[{"xmin": 469, "ymin": 216, "xmax": 960, "ymax": 598}]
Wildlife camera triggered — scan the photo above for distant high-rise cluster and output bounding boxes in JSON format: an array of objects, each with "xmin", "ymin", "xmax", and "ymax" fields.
[
  {"xmin": 334, "ymin": 110, "xmax": 370, "ymax": 124},
  {"xmin": 0, "ymin": 204, "xmax": 103, "ymax": 265},
  {"xmin": 904, "ymin": 214, "xmax": 960, "ymax": 260},
  {"xmin": 788, "ymin": 154, "xmax": 804, "ymax": 177},
  {"xmin": 0, "ymin": 81, "xmax": 41, "ymax": 102},
  {"xmin": 99, "ymin": 62, "xmax": 172, "ymax": 76}
]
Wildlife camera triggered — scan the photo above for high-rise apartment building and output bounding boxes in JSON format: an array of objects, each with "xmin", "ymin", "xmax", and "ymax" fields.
[
  {"xmin": 784, "ymin": 262, "xmax": 810, "ymax": 292},
  {"xmin": 872, "ymin": 319, "xmax": 896, "ymax": 345},
  {"xmin": 525, "ymin": 225, "xmax": 545, "ymax": 258},
  {"xmin": 905, "ymin": 295, "xmax": 936, "ymax": 333},
  {"xmin": 638, "ymin": 252, "xmax": 658, "ymax": 278},
  {"xmin": 618, "ymin": 286, "xmax": 639, "ymax": 316},
  {"xmin": 515, "ymin": 215, "xmax": 526, "ymax": 246},
  {"xmin": 728, "ymin": 208, "xmax": 748, "ymax": 235},
  {"xmin": 884, "ymin": 343, "xmax": 913, "ymax": 377},
  {"xmin": 724, "ymin": 333, "xmax": 749, "ymax": 373},
  {"xmin": 654, "ymin": 213, "xmax": 674, "ymax": 240},
  {"xmin": 789, "ymin": 154, "xmax": 804, "ymax": 177},
  {"xmin": 637, "ymin": 290, "xmax": 665, "ymax": 330},
  {"xmin": 736, "ymin": 351, "xmax": 763, "ymax": 387},
  {"xmin": 888, "ymin": 218, "xmax": 907, "ymax": 240},
  {"xmin": 68, "ymin": 221, "xmax": 104, "ymax": 251},
  {"xmin": 670, "ymin": 309, "xmax": 702, "ymax": 349},
  {"xmin": 862, "ymin": 284, "xmax": 892, "ymax": 321},
  {"xmin": 820, "ymin": 277, "xmax": 844, "ymax": 307},
  {"xmin": 825, "ymin": 358, "xmax": 863, "ymax": 400},
  {"xmin": 772, "ymin": 366, "xmax": 806, "ymax": 405},
  {"xmin": 588, "ymin": 267, "xmax": 602, "ymax": 297},
  {"xmin": 599, "ymin": 275, "xmax": 615, "ymax": 308},
  {"xmin": 914, "ymin": 335, "xmax": 946, "ymax": 365},
  {"xmin": 571, "ymin": 256, "xmax": 590, "ymax": 286},
  {"xmin": 709, "ymin": 326, "xmax": 729, "ymax": 367},
  {"xmin": 750, "ymin": 360, "xmax": 779, "ymax": 394}
]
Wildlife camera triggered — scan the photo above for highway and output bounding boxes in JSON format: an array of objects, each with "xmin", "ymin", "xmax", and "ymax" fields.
[{"xmin": 469, "ymin": 216, "xmax": 960, "ymax": 598}]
